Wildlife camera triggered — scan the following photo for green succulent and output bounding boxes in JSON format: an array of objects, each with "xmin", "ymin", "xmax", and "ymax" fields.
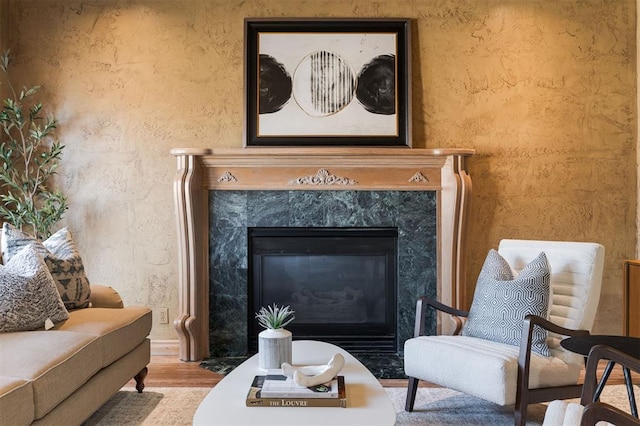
[{"xmin": 255, "ymin": 304, "xmax": 295, "ymax": 330}]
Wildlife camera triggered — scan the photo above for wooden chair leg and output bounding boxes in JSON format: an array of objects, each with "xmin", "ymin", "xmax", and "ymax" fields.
[
  {"xmin": 405, "ymin": 376, "xmax": 419, "ymax": 412},
  {"xmin": 514, "ymin": 387, "xmax": 528, "ymax": 426},
  {"xmin": 134, "ymin": 367, "xmax": 148, "ymax": 393}
]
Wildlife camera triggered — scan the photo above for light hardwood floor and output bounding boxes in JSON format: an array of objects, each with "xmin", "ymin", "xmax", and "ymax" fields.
[{"xmin": 128, "ymin": 356, "xmax": 633, "ymax": 389}]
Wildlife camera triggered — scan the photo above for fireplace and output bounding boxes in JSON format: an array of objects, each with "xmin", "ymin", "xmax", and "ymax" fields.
[
  {"xmin": 248, "ymin": 227, "xmax": 398, "ymax": 352},
  {"xmin": 171, "ymin": 147, "xmax": 473, "ymax": 361},
  {"xmin": 209, "ymin": 190, "xmax": 435, "ymax": 357}
]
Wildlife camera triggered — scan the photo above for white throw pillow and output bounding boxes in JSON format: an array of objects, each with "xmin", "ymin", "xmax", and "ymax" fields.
[
  {"xmin": 2, "ymin": 223, "xmax": 91, "ymax": 309},
  {"xmin": 0, "ymin": 244, "xmax": 69, "ymax": 332},
  {"xmin": 462, "ymin": 249, "xmax": 551, "ymax": 356}
]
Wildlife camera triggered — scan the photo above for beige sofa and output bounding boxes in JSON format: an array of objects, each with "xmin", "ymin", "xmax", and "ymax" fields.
[{"xmin": 0, "ymin": 285, "xmax": 152, "ymax": 425}]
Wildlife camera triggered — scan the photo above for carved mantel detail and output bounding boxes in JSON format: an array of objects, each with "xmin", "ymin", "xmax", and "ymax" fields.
[
  {"xmin": 409, "ymin": 171, "xmax": 429, "ymax": 183},
  {"xmin": 171, "ymin": 147, "xmax": 474, "ymax": 361},
  {"xmin": 217, "ymin": 171, "xmax": 238, "ymax": 183},
  {"xmin": 288, "ymin": 168, "xmax": 357, "ymax": 186}
]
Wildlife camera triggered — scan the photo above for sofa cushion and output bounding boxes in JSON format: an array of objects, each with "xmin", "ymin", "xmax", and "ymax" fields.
[
  {"xmin": 0, "ymin": 377, "xmax": 33, "ymax": 426},
  {"xmin": 0, "ymin": 244, "xmax": 69, "ymax": 332},
  {"xmin": 0, "ymin": 330, "xmax": 103, "ymax": 419},
  {"xmin": 54, "ymin": 306, "xmax": 152, "ymax": 366},
  {"xmin": 1, "ymin": 223, "xmax": 91, "ymax": 310},
  {"xmin": 404, "ymin": 335, "xmax": 581, "ymax": 406},
  {"xmin": 462, "ymin": 249, "xmax": 551, "ymax": 356}
]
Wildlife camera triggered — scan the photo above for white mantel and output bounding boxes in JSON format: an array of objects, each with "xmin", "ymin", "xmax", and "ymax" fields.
[{"xmin": 171, "ymin": 147, "xmax": 474, "ymax": 361}]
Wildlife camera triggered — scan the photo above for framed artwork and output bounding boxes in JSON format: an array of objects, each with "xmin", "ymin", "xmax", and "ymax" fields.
[{"xmin": 244, "ymin": 18, "xmax": 412, "ymax": 147}]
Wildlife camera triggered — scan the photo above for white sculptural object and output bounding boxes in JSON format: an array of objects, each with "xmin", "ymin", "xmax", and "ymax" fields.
[{"xmin": 281, "ymin": 353, "xmax": 346, "ymax": 387}]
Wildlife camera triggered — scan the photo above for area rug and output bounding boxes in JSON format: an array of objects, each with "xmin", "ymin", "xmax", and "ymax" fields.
[
  {"xmin": 82, "ymin": 387, "xmax": 211, "ymax": 426},
  {"xmin": 82, "ymin": 385, "xmax": 633, "ymax": 425}
]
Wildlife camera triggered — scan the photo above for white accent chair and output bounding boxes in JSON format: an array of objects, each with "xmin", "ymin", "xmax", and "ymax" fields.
[
  {"xmin": 404, "ymin": 239, "xmax": 605, "ymax": 426},
  {"xmin": 542, "ymin": 345, "xmax": 640, "ymax": 426}
]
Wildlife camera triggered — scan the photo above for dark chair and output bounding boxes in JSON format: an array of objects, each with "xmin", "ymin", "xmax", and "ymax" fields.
[{"xmin": 543, "ymin": 344, "xmax": 640, "ymax": 425}]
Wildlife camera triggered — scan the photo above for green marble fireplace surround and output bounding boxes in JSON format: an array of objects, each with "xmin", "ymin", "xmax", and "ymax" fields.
[
  {"xmin": 172, "ymin": 147, "xmax": 473, "ymax": 361},
  {"xmin": 209, "ymin": 190, "xmax": 437, "ymax": 357}
]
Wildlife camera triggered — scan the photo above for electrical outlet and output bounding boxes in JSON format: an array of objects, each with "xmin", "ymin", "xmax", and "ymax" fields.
[{"xmin": 158, "ymin": 308, "xmax": 169, "ymax": 324}]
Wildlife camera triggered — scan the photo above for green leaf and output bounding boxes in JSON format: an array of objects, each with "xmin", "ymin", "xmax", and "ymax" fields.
[
  {"xmin": 24, "ymin": 86, "xmax": 40, "ymax": 98},
  {"xmin": 0, "ymin": 49, "xmax": 10, "ymax": 72}
]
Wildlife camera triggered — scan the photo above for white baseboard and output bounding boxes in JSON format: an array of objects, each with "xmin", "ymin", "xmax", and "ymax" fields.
[{"xmin": 151, "ymin": 339, "xmax": 180, "ymax": 356}]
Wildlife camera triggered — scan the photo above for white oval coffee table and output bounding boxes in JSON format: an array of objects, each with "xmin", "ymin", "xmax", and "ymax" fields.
[{"xmin": 193, "ymin": 340, "xmax": 396, "ymax": 425}]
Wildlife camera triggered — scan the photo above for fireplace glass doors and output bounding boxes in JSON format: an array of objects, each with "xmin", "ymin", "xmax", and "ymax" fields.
[{"xmin": 248, "ymin": 227, "xmax": 397, "ymax": 352}]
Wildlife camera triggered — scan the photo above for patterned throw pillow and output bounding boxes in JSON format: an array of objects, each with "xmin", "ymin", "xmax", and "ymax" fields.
[
  {"xmin": 1, "ymin": 223, "xmax": 91, "ymax": 309},
  {"xmin": 0, "ymin": 244, "xmax": 69, "ymax": 332},
  {"xmin": 462, "ymin": 249, "xmax": 551, "ymax": 356}
]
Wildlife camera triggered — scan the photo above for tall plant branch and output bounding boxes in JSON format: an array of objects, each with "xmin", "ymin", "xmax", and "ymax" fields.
[{"xmin": 0, "ymin": 50, "xmax": 67, "ymax": 239}]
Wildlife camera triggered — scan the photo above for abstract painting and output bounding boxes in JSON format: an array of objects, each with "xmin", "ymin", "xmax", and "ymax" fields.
[{"xmin": 244, "ymin": 19, "xmax": 411, "ymax": 147}]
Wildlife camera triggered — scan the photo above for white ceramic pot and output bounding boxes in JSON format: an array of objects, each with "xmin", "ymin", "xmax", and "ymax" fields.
[{"xmin": 258, "ymin": 328, "xmax": 292, "ymax": 370}]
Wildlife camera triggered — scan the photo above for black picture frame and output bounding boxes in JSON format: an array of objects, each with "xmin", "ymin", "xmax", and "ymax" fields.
[{"xmin": 244, "ymin": 18, "xmax": 412, "ymax": 147}]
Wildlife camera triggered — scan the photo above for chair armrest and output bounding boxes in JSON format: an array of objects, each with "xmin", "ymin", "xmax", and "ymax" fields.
[
  {"xmin": 518, "ymin": 314, "xmax": 591, "ymax": 375},
  {"xmin": 581, "ymin": 401, "xmax": 640, "ymax": 426},
  {"xmin": 413, "ymin": 297, "xmax": 469, "ymax": 337},
  {"xmin": 518, "ymin": 313, "xmax": 590, "ymax": 368},
  {"xmin": 89, "ymin": 285, "xmax": 125, "ymax": 308},
  {"xmin": 523, "ymin": 314, "xmax": 590, "ymax": 337},
  {"xmin": 516, "ymin": 314, "xmax": 590, "ymax": 403}
]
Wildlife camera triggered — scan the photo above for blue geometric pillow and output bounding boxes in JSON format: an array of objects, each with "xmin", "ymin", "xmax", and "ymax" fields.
[
  {"xmin": 462, "ymin": 249, "xmax": 551, "ymax": 356},
  {"xmin": 2, "ymin": 223, "xmax": 91, "ymax": 309}
]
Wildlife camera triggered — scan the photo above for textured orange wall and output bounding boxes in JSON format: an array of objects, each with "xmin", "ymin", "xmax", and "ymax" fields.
[
  {"xmin": 0, "ymin": 0, "xmax": 7, "ymax": 53},
  {"xmin": 7, "ymin": 0, "xmax": 636, "ymax": 340}
]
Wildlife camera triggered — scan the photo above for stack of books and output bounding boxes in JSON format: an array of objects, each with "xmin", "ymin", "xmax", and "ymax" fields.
[{"xmin": 246, "ymin": 370, "xmax": 347, "ymax": 407}]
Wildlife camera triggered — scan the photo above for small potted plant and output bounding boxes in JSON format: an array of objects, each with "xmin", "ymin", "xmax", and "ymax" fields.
[{"xmin": 255, "ymin": 303, "xmax": 295, "ymax": 370}]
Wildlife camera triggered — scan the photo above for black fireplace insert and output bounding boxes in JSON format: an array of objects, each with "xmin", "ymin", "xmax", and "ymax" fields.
[{"xmin": 248, "ymin": 227, "xmax": 398, "ymax": 352}]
